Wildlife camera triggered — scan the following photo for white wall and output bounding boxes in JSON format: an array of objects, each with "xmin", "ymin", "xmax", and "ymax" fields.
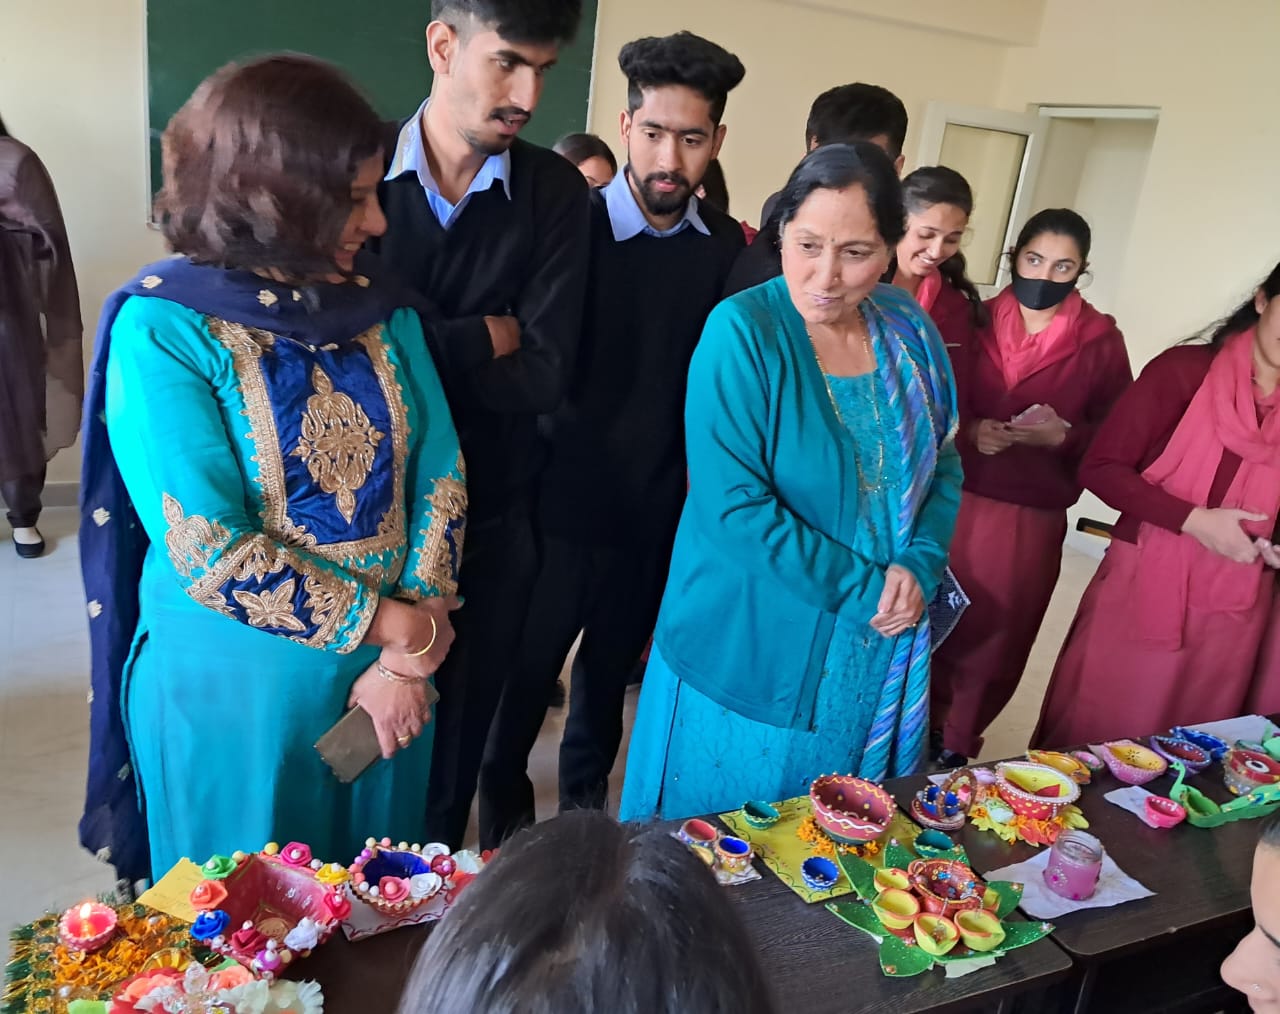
[{"xmin": 1, "ymin": 0, "xmax": 167, "ymax": 488}]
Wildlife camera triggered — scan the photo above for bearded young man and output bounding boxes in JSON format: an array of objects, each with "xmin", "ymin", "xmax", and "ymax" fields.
[{"xmin": 478, "ymin": 31, "xmax": 748, "ymax": 847}]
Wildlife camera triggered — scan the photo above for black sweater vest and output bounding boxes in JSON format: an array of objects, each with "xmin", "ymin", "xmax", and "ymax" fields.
[{"xmin": 538, "ymin": 191, "xmax": 745, "ymax": 544}]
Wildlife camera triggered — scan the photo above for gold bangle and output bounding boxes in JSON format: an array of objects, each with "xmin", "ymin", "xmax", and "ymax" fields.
[
  {"xmin": 407, "ymin": 614, "xmax": 438, "ymax": 658},
  {"xmin": 377, "ymin": 662, "xmax": 424, "ymax": 685}
]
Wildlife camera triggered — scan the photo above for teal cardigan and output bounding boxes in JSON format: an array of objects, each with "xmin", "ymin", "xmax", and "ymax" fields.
[{"xmin": 655, "ymin": 276, "xmax": 962, "ymax": 730}]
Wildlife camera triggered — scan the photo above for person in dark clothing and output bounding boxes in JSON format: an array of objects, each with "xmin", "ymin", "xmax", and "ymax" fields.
[
  {"xmin": 478, "ymin": 31, "xmax": 746, "ymax": 847},
  {"xmin": 727, "ymin": 83, "xmax": 907, "ymax": 297},
  {"xmin": 372, "ymin": 0, "xmax": 590, "ymax": 850}
]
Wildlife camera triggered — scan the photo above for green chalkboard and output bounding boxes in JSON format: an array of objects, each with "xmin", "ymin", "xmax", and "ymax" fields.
[{"xmin": 146, "ymin": 0, "xmax": 598, "ymax": 197}]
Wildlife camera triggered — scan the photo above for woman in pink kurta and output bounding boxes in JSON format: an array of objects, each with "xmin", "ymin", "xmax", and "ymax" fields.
[
  {"xmin": 891, "ymin": 167, "xmax": 986, "ymax": 396},
  {"xmin": 930, "ymin": 210, "xmax": 1132, "ymax": 764},
  {"xmin": 1035, "ymin": 262, "xmax": 1280, "ymax": 747}
]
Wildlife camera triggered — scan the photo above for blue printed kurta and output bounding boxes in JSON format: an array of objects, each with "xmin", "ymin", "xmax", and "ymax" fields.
[{"xmin": 101, "ymin": 293, "xmax": 464, "ymax": 876}]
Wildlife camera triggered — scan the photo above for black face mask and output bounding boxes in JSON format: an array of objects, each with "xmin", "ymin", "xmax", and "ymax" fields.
[{"xmin": 1011, "ymin": 271, "xmax": 1077, "ymax": 311}]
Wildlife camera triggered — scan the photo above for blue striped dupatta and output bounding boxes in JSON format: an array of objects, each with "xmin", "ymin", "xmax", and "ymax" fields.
[{"xmin": 858, "ymin": 284, "xmax": 960, "ymax": 781}]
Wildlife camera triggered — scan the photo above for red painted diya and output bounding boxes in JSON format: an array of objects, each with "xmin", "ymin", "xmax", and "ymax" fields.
[
  {"xmin": 809, "ymin": 774, "xmax": 894, "ymax": 844},
  {"xmin": 994, "ymin": 762, "xmax": 1081, "ymax": 821},
  {"xmin": 906, "ymin": 859, "xmax": 985, "ymax": 918}
]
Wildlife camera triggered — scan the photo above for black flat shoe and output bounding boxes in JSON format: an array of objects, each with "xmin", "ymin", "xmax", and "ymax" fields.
[{"xmin": 14, "ymin": 528, "xmax": 45, "ymax": 558}]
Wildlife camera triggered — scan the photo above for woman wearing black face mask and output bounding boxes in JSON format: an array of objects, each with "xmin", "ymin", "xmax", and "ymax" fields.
[{"xmin": 928, "ymin": 208, "xmax": 1131, "ymax": 767}]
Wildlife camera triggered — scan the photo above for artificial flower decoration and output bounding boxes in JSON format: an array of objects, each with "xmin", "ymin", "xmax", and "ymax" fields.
[
  {"xmin": 280, "ymin": 842, "xmax": 313, "ymax": 867},
  {"xmin": 206, "ymin": 963, "xmax": 254, "ymax": 992},
  {"xmin": 314, "ymin": 862, "xmax": 350, "ymax": 886},
  {"xmin": 230, "ymin": 921, "xmax": 268, "ymax": 954},
  {"xmin": 201, "ymin": 854, "xmax": 238, "ymax": 880},
  {"xmin": 188, "ymin": 879, "xmax": 229, "ymax": 911},
  {"xmin": 324, "ymin": 888, "xmax": 352, "ymax": 921},
  {"xmin": 284, "ymin": 917, "xmax": 323, "ymax": 953},
  {"xmin": 108, "ymin": 967, "xmax": 184, "ymax": 1013},
  {"xmin": 378, "ymin": 876, "xmax": 410, "ymax": 903},
  {"xmin": 191, "ymin": 909, "xmax": 231, "ymax": 941},
  {"xmin": 409, "ymin": 872, "xmax": 444, "ymax": 900}
]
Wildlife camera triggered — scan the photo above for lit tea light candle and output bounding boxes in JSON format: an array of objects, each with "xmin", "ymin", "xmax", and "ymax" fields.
[{"xmin": 58, "ymin": 901, "xmax": 118, "ymax": 953}]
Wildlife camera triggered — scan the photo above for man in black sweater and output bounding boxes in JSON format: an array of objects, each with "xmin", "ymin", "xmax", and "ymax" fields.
[
  {"xmin": 373, "ymin": 0, "xmax": 590, "ymax": 849},
  {"xmin": 478, "ymin": 31, "xmax": 747, "ymax": 846},
  {"xmin": 725, "ymin": 82, "xmax": 908, "ymax": 297}
]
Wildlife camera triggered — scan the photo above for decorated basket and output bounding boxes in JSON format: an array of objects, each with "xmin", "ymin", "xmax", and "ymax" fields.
[
  {"xmin": 994, "ymin": 762, "xmax": 1081, "ymax": 821},
  {"xmin": 349, "ymin": 838, "xmax": 452, "ymax": 917},
  {"xmin": 910, "ymin": 770, "xmax": 975, "ymax": 832},
  {"xmin": 1025, "ymin": 749, "xmax": 1093, "ymax": 785},
  {"xmin": 1148, "ymin": 734, "xmax": 1212, "ymax": 774},
  {"xmin": 187, "ymin": 844, "xmax": 348, "ymax": 980},
  {"xmin": 1092, "ymin": 740, "xmax": 1168, "ymax": 785},
  {"xmin": 906, "ymin": 858, "xmax": 985, "ymax": 918},
  {"xmin": 809, "ymin": 774, "xmax": 895, "ymax": 844}
]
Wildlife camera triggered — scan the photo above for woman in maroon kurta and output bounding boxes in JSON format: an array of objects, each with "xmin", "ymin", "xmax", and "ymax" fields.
[
  {"xmin": 1034, "ymin": 261, "xmax": 1280, "ymax": 747},
  {"xmin": 892, "ymin": 167, "xmax": 985, "ymax": 393},
  {"xmin": 930, "ymin": 209, "xmax": 1131, "ymax": 763}
]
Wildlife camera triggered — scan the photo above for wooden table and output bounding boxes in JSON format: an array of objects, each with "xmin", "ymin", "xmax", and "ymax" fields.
[
  {"xmin": 301, "ymin": 817, "xmax": 1072, "ymax": 1014},
  {"xmin": 886, "ymin": 751, "xmax": 1261, "ymax": 1014}
]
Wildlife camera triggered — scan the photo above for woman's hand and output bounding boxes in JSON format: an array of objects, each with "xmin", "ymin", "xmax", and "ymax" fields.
[
  {"xmin": 347, "ymin": 663, "xmax": 434, "ymax": 759},
  {"xmin": 1182, "ymin": 507, "xmax": 1267, "ymax": 564},
  {"xmin": 971, "ymin": 419, "xmax": 1016, "ymax": 456},
  {"xmin": 1258, "ymin": 538, "xmax": 1280, "ymax": 569},
  {"xmin": 1008, "ymin": 405, "xmax": 1069, "ymax": 448},
  {"xmin": 871, "ymin": 564, "xmax": 925, "ymax": 638},
  {"xmin": 364, "ymin": 596, "xmax": 460, "ymax": 679}
]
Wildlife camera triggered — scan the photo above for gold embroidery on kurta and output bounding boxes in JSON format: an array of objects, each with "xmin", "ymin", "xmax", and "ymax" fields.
[
  {"xmin": 205, "ymin": 318, "xmax": 409, "ymax": 576},
  {"xmin": 184, "ymin": 531, "xmax": 362, "ymax": 652},
  {"xmin": 162, "ymin": 493, "xmax": 232, "ymax": 578},
  {"xmin": 415, "ymin": 453, "xmax": 468, "ymax": 596},
  {"xmin": 292, "ymin": 365, "xmax": 385, "ymax": 524},
  {"xmin": 233, "ymin": 579, "xmax": 309, "ymax": 632}
]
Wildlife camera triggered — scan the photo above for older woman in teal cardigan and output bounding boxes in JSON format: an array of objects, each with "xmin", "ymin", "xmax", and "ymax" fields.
[{"xmin": 621, "ymin": 144, "xmax": 961, "ymax": 822}]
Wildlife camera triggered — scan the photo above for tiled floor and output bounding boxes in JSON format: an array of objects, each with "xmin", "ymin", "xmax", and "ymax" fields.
[{"xmin": 0, "ymin": 508, "xmax": 1097, "ymax": 934}]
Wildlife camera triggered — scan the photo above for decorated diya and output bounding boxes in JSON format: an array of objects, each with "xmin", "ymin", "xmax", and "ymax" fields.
[
  {"xmin": 1092, "ymin": 740, "xmax": 1169, "ymax": 785},
  {"xmin": 1025, "ymin": 749, "xmax": 1093, "ymax": 785},
  {"xmin": 1171, "ymin": 726, "xmax": 1230, "ymax": 761},
  {"xmin": 809, "ymin": 774, "xmax": 894, "ymax": 844},
  {"xmin": 907, "ymin": 858, "xmax": 985, "ymax": 918},
  {"xmin": 1148, "ymin": 734, "xmax": 1212, "ymax": 774},
  {"xmin": 349, "ymin": 838, "xmax": 452, "ymax": 917},
  {"xmin": 1223, "ymin": 748, "xmax": 1280, "ymax": 796},
  {"xmin": 1169, "ymin": 759, "xmax": 1280, "ymax": 827},
  {"xmin": 188, "ymin": 843, "xmax": 347, "ymax": 979},
  {"xmin": 910, "ymin": 770, "xmax": 975, "ymax": 831},
  {"xmin": 993, "ymin": 761, "xmax": 1081, "ymax": 821}
]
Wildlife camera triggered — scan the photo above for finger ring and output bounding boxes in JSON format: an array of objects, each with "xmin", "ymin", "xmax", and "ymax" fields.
[{"xmin": 396, "ymin": 734, "xmax": 412, "ymax": 747}]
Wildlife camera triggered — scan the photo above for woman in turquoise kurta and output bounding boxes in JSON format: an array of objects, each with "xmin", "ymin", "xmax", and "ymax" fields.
[
  {"xmin": 79, "ymin": 56, "xmax": 465, "ymax": 880},
  {"xmin": 621, "ymin": 143, "xmax": 961, "ymax": 822}
]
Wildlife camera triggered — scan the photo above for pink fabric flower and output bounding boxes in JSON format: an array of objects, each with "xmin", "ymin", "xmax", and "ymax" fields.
[
  {"xmin": 207, "ymin": 964, "xmax": 254, "ymax": 991},
  {"xmin": 324, "ymin": 889, "xmax": 352, "ymax": 920},
  {"xmin": 280, "ymin": 842, "xmax": 312, "ymax": 867},
  {"xmin": 378, "ymin": 877, "xmax": 410, "ymax": 903}
]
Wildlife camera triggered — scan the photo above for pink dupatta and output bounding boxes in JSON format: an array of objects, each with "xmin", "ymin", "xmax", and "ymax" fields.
[
  {"xmin": 988, "ymin": 288, "xmax": 1084, "ymax": 390},
  {"xmin": 915, "ymin": 269, "xmax": 943, "ymax": 315},
  {"xmin": 1135, "ymin": 329, "xmax": 1280, "ymax": 648}
]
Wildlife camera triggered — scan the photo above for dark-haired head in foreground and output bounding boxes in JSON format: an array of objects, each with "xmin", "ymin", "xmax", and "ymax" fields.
[
  {"xmin": 1221, "ymin": 811, "xmax": 1280, "ymax": 1009},
  {"xmin": 426, "ymin": 0, "xmax": 584, "ymax": 156},
  {"xmin": 617, "ymin": 31, "xmax": 745, "ymax": 226},
  {"xmin": 805, "ymin": 82, "xmax": 908, "ymax": 169},
  {"xmin": 553, "ymin": 132, "xmax": 617, "ymax": 188},
  {"xmin": 156, "ymin": 54, "xmax": 386, "ymax": 281},
  {"xmin": 397, "ymin": 810, "xmax": 777, "ymax": 1014}
]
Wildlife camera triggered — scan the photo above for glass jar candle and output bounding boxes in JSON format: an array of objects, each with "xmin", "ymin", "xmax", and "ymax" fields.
[{"xmin": 1042, "ymin": 830, "xmax": 1103, "ymax": 901}]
